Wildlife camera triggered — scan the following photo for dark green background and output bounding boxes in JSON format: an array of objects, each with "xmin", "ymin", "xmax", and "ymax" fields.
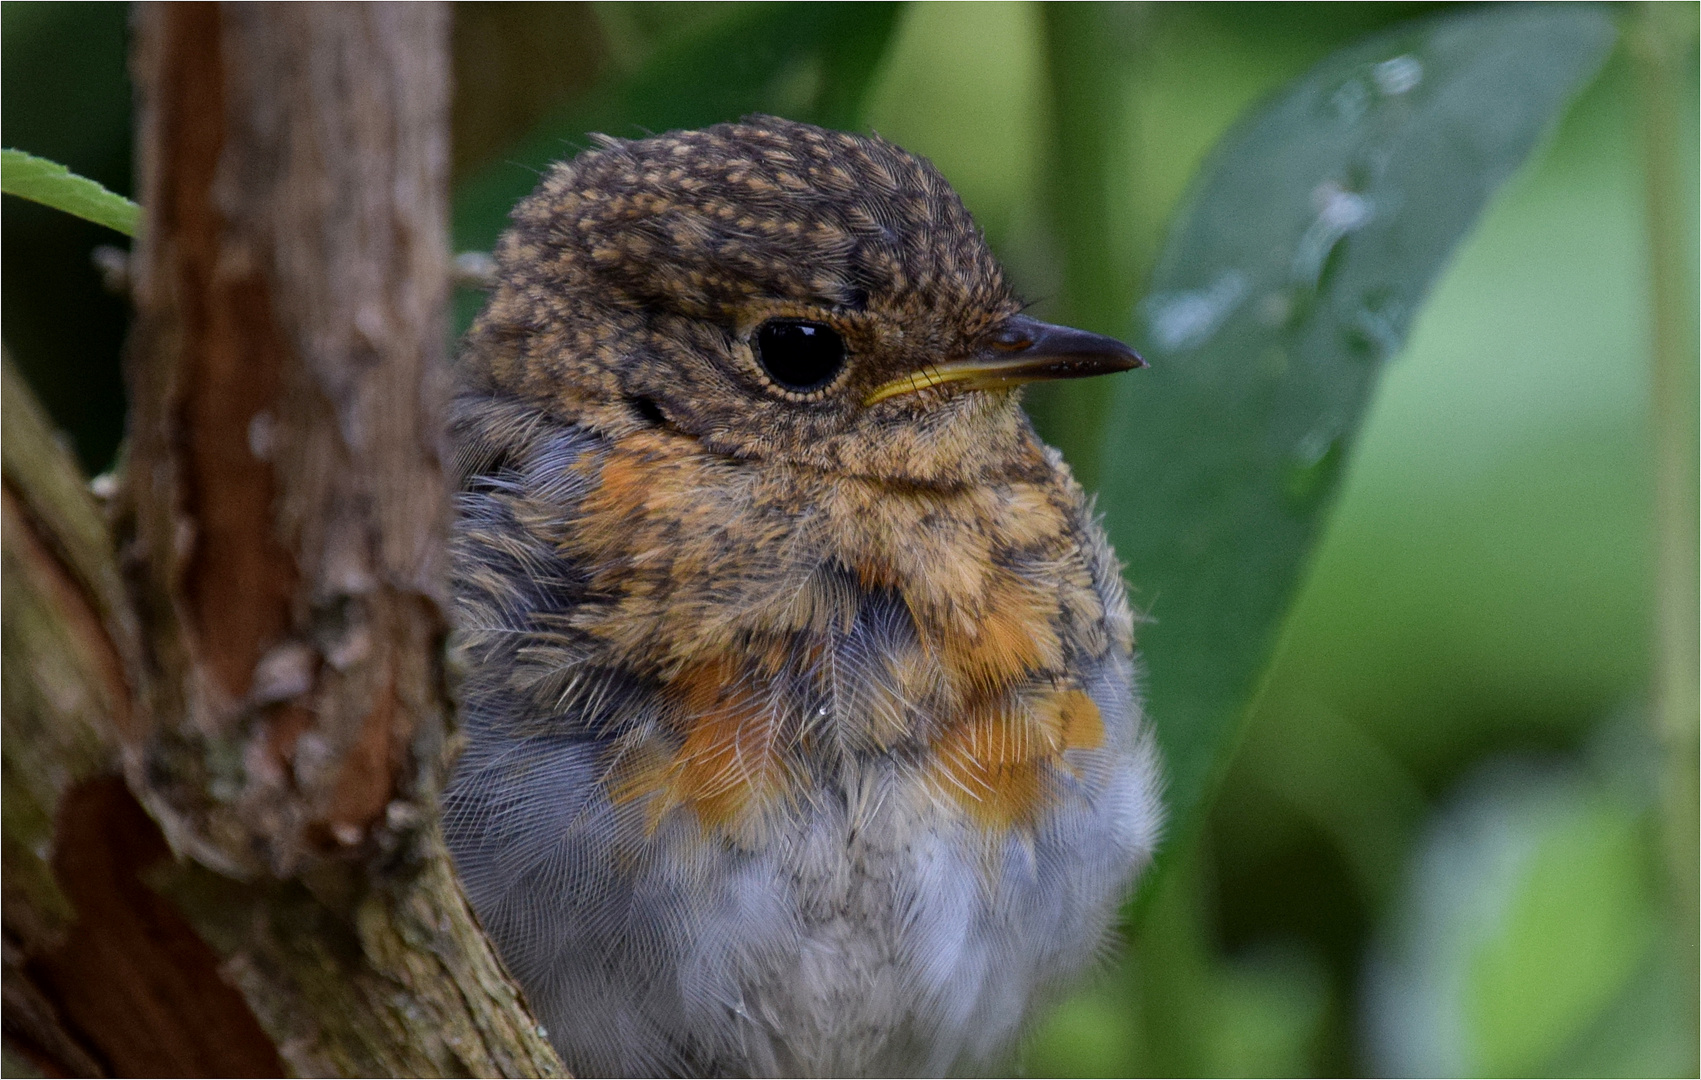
[{"xmin": 3, "ymin": 3, "xmax": 1693, "ymax": 1075}]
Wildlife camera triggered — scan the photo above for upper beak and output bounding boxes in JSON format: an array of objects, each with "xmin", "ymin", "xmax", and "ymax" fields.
[{"xmin": 863, "ymin": 314, "xmax": 1146, "ymax": 406}]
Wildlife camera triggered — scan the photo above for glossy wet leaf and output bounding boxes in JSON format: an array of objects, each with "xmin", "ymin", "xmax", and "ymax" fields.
[
  {"xmin": 1097, "ymin": 5, "xmax": 1616, "ymax": 846},
  {"xmin": 453, "ymin": 2, "xmax": 901, "ymax": 259},
  {"xmin": 1, "ymin": 148, "xmax": 137, "ymax": 236}
]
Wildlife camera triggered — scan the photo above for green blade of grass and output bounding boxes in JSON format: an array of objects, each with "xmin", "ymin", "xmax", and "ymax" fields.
[
  {"xmin": 2, "ymin": 148, "xmax": 137, "ymax": 236},
  {"xmin": 1098, "ymin": 4, "xmax": 1616, "ymax": 853}
]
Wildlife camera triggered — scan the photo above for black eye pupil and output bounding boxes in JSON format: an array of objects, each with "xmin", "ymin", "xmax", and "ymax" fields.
[{"xmin": 754, "ymin": 319, "xmax": 846, "ymax": 393}]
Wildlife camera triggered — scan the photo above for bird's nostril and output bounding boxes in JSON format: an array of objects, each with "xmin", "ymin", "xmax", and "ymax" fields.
[{"xmin": 991, "ymin": 328, "xmax": 1033, "ymax": 351}]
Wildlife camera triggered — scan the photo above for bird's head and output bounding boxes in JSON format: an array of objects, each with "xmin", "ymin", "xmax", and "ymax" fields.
[{"xmin": 464, "ymin": 116, "xmax": 1141, "ymax": 486}]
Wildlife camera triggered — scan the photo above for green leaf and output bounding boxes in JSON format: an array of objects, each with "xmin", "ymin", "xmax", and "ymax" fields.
[
  {"xmin": 1097, "ymin": 5, "xmax": 1616, "ymax": 844},
  {"xmin": 1363, "ymin": 762, "xmax": 1660, "ymax": 1075},
  {"xmin": 1, "ymin": 147, "xmax": 138, "ymax": 236},
  {"xmin": 453, "ymin": 2, "xmax": 902, "ymax": 258}
]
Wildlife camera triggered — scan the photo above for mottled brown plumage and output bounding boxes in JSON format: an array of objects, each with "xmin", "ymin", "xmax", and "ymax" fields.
[
  {"xmin": 461, "ymin": 117, "xmax": 1035, "ymax": 482},
  {"xmin": 445, "ymin": 116, "xmax": 1160, "ymax": 1077}
]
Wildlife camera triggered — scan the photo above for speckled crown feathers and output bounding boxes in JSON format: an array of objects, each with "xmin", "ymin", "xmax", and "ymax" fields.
[
  {"xmin": 457, "ymin": 115, "xmax": 1034, "ymax": 485},
  {"xmin": 495, "ymin": 115, "xmax": 1009, "ymax": 319}
]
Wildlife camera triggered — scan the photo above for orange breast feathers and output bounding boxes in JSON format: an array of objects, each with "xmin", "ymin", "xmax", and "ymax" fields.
[
  {"xmin": 610, "ymin": 654, "xmax": 1106, "ymax": 838},
  {"xmin": 577, "ymin": 430, "xmax": 1116, "ymax": 837},
  {"xmin": 609, "ymin": 654, "xmax": 796, "ymax": 837}
]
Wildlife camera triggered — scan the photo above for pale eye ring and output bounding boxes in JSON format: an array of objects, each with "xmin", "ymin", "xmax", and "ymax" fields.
[{"xmin": 753, "ymin": 319, "xmax": 846, "ymax": 394}]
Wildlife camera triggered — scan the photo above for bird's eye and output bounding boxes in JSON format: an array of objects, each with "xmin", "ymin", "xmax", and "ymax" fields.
[{"xmin": 753, "ymin": 319, "xmax": 846, "ymax": 394}]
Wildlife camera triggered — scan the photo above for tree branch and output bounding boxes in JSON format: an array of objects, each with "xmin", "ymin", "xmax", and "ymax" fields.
[{"xmin": 4, "ymin": 4, "xmax": 564, "ymax": 1074}]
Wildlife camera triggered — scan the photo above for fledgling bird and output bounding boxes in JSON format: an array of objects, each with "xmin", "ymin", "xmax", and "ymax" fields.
[{"xmin": 443, "ymin": 116, "xmax": 1162, "ymax": 1078}]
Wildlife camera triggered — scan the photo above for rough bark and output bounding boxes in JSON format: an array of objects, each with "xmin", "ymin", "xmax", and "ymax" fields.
[{"xmin": 2, "ymin": 4, "xmax": 564, "ymax": 1075}]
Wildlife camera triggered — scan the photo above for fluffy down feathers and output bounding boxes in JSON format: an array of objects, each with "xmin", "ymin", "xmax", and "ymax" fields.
[{"xmin": 444, "ymin": 117, "xmax": 1161, "ymax": 1078}]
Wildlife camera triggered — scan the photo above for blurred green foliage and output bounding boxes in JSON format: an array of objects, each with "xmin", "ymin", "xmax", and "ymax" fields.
[{"xmin": 3, "ymin": 2, "xmax": 1694, "ymax": 1076}]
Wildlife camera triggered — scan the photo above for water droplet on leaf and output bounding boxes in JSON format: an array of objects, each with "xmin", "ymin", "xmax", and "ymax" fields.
[
  {"xmin": 1374, "ymin": 55, "xmax": 1423, "ymax": 96},
  {"xmin": 1283, "ymin": 427, "xmax": 1345, "ymax": 507},
  {"xmin": 1143, "ymin": 270, "xmax": 1250, "ymax": 352},
  {"xmin": 1292, "ymin": 182, "xmax": 1375, "ymax": 287},
  {"xmin": 1347, "ymin": 290, "xmax": 1406, "ymax": 361},
  {"xmin": 1332, "ymin": 77, "xmax": 1371, "ymax": 122}
]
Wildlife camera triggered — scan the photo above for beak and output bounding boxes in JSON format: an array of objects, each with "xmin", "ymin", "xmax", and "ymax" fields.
[{"xmin": 863, "ymin": 314, "xmax": 1146, "ymax": 406}]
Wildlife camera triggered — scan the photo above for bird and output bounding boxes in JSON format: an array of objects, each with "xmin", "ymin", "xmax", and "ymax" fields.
[{"xmin": 442, "ymin": 115, "xmax": 1162, "ymax": 1078}]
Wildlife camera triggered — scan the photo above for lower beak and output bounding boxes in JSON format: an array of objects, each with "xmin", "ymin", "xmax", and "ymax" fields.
[{"xmin": 863, "ymin": 315, "xmax": 1145, "ymax": 406}]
